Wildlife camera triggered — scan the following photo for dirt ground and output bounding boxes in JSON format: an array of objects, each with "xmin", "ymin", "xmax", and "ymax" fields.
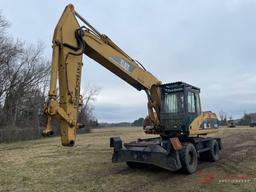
[{"xmin": 0, "ymin": 126, "xmax": 256, "ymax": 192}]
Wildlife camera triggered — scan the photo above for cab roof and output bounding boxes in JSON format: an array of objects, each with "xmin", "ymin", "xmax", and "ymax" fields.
[{"xmin": 160, "ymin": 81, "xmax": 200, "ymax": 92}]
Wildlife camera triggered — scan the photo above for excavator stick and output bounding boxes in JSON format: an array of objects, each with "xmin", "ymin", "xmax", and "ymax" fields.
[{"xmin": 43, "ymin": 5, "xmax": 83, "ymax": 146}]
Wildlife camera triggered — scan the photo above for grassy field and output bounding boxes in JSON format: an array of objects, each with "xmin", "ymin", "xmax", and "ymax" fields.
[{"xmin": 1, "ymin": 126, "xmax": 256, "ymax": 192}]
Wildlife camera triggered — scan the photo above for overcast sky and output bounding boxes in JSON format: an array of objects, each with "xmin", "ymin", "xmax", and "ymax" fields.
[{"xmin": 1, "ymin": 0, "xmax": 256, "ymax": 122}]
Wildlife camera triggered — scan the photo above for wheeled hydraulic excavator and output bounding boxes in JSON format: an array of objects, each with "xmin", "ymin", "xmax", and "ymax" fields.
[{"xmin": 43, "ymin": 4, "xmax": 222, "ymax": 173}]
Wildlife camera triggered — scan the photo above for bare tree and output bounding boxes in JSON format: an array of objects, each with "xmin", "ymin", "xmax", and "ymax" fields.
[
  {"xmin": 0, "ymin": 12, "xmax": 8, "ymax": 30},
  {"xmin": 1, "ymin": 43, "xmax": 50, "ymax": 126},
  {"xmin": 0, "ymin": 15, "xmax": 23, "ymax": 103},
  {"xmin": 0, "ymin": 17, "xmax": 50, "ymax": 127},
  {"xmin": 78, "ymin": 84, "xmax": 100, "ymax": 129},
  {"xmin": 0, "ymin": 12, "xmax": 51, "ymax": 142},
  {"xmin": 218, "ymin": 110, "xmax": 227, "ymax": 125},
  {"xmin": 219, "ymin": 110, "xmax": 225, "ymax": 121}
]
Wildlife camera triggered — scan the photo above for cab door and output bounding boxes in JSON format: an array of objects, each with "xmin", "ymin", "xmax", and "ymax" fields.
[{"xmin": 186, "ymin": 90, "xmax": 201, "ymax": 126}]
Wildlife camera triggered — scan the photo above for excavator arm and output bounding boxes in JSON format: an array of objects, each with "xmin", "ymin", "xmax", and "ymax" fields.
[{"xmin": 43, "ymin": 4, "xmax": 161, "ymax": 146}]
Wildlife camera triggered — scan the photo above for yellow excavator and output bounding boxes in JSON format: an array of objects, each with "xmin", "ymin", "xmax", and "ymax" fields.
[{"xmin": 43, "ymin": 4, "xmax": 222, "ymax": 173}]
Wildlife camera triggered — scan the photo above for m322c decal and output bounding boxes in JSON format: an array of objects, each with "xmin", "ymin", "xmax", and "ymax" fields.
[{"xmin": 109, "ymin": 56, "xmax": 135, "ymax": 73}]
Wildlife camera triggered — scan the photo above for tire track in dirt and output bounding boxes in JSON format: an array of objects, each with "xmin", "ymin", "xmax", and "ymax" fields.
[{"xmin": 219, "ymin": 132, "xmax": 256, "ymax": 174}]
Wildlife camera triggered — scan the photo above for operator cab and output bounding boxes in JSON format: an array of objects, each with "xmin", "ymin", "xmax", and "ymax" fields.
[{"xmin": 159, "ymin": 81, "xmax": 201, "ymax": 135}]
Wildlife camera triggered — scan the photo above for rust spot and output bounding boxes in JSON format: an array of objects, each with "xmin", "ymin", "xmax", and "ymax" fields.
[{"xmin": 170, "ymin": 137, "xmax": 182, "ymax": 151}]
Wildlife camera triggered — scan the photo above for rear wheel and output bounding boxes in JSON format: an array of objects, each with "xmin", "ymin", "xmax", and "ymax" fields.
[
  {"xmin": 180, "ymin": 143, "xmax": 198, "ymax": 174},
  {"xmin": 206, "ymin": 139, "xmax": 220, "ymax": 162}
]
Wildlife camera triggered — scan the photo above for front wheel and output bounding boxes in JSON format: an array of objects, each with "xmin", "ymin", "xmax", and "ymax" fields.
[{"xmin": 180, "ymin": 143, "xmax": 198, "ymax": 174}]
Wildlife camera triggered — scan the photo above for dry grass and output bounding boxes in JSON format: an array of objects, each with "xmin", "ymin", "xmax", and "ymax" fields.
[{"xmin": 0, "ymin": 126, "xmax": 256, "ymax": 192}]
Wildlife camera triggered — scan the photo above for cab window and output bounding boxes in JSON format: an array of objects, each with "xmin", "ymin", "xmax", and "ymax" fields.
[
  {"xmin": 195, "ymin": 93, "xmax": 201, "ymax": 114},
  {"xmin": 162, "ymin": 92, "xmax": 184, "ymax": 113},
  {"xmin": 187, "ymin": 91, "xmax": 196, "ymax": 113},
  {"xmin": 163, "ymin": 93, "xmax": 178, "ymax": 113}
]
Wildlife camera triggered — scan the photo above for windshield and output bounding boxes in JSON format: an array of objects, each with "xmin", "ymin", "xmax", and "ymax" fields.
[{"xmin": 161, "ymin": 92, "xmax": 184, "ymax": 113}]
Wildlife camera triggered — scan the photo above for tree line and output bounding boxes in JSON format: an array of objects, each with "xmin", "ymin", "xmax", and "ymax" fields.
[{"xmin": 218, "ymin": 110, "xmax": 254, "ymax": 126}]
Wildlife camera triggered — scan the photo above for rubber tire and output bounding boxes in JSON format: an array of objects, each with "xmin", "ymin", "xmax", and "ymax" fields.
[
  {"xmin": 180, "ymin": 143, "xmax": 198, "ymax": 174},
  {"xmin": 207, "ymin": 139, "xmax": 220, "ymax": 162}
]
